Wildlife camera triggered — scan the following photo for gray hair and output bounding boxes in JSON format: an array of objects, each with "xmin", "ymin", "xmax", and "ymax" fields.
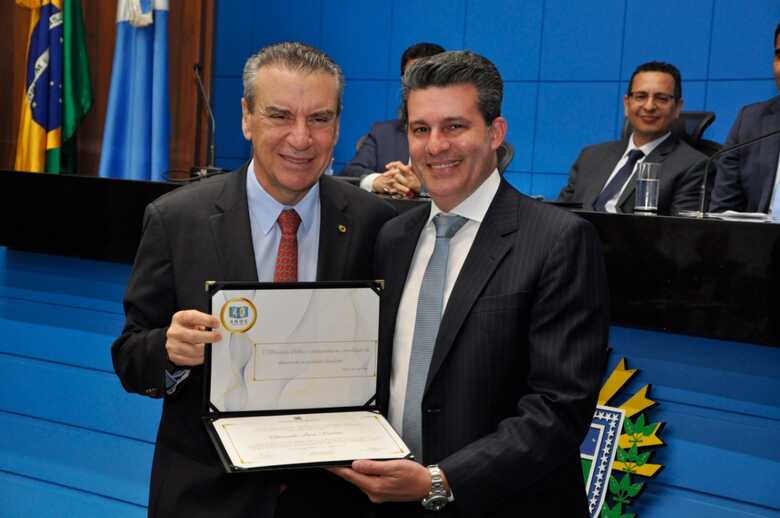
[
  {"xmin": 242, "ymin": 42, "xmax": 345, "ymax": 114},
  {"xmin": 401, "ymin": 50, "xmax": 503, "ymax": 127}
]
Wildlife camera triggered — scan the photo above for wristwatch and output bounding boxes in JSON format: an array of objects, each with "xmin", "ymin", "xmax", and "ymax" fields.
[{"xmin": 422, "ymin": 464, "xmax": 449, "ymax": 511}]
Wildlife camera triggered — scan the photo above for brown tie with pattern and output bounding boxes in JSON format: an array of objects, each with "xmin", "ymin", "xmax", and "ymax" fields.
[{"xmin": 273, "ymin": 209, "xmax": 301, "ymax": 282}]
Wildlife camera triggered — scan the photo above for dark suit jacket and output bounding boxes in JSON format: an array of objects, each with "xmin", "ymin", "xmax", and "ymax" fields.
[
  {"xmin": 375, "ymin": 181, "xmax": 609, "ymax": 517},
  {"xmin": 111, "ymin": 164, "xmax": 395, "ymax": 518},
  {"xmin": 558, "ymin": 135, "xmax": 706, "ymax": 215},
  {"xmin": 339, "ymin": 119, "xmax": 409, "ymax": 178},
  {"xmin": 710, "ymin": 95, "xmax": 780, "ymax": 212}
]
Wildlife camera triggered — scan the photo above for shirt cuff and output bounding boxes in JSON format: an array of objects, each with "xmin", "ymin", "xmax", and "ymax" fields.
[
  {"xmin": 360, "ymin": 173, "xmax": 380, "ymax": 192},
  {"xmin": 165, "ymin": 368, "xmax": 191, "ymax": 395}
]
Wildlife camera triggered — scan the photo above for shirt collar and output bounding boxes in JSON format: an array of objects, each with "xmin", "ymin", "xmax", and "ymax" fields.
[
  {"xmin": 428, "ymin": 168, "xmax": 501, "ymax": 225},
  {"xmin": 628, "ymin": 131, "xmax": 671, "ymax": 157},
  {"xmin": 245, "ymin": 159, "xmax": 320, "ymax": 235}
]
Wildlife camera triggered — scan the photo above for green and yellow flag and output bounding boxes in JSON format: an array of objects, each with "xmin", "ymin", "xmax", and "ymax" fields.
[{"xmin": 15, "ymin": 0, "xmax": 92, "ymax": 173}]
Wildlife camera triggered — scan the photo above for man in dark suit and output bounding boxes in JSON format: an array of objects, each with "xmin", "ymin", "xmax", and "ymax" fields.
[
  {"xmin": 339, "ymin": 42, "xmax": 444, "ymax": 197},
  {"xmin": 710, "ymin": 23, "xmax": 780, "ymax": 214},
  {"xmin": 558, "ymin": 61, "xmax": 705, "ymax": 215},
  {"xmin": 111, "ymin": 42, "xmax": 395, "ymax": 518},
  {"xmin": 332, "ymin": 51, "xmax": 609, "ymax": 516}
]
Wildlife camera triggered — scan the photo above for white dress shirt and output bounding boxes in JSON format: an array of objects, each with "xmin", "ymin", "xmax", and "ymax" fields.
[
  {"xmin": 602, "ymin": 132, "xmax": 670, "ymax": 213},
  {"xmin": 388, "ymin": 169, "xmax": 501, "ymax": 431},
  {"xmin": 768, "ymin": 152, "xmax": 780, "ymax": 219}
]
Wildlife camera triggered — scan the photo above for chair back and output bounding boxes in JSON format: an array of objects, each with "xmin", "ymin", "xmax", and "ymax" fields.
[{"xmin": 621, "ymin": 111, "xmax": 720, "ymax": 155}]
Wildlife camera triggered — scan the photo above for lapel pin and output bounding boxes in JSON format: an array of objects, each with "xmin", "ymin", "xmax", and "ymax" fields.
[{"xmin": 338, "ymin": 224, "xmax": 347, "ymax": 233}]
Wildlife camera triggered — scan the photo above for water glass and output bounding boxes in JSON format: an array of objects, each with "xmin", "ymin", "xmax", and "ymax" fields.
[{"xmin": 634, "ymin": 162, "xmax": 661, "ymax": 213}]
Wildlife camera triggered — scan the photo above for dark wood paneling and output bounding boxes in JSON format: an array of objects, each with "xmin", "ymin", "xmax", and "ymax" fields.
[
  {"xmin": 0, "ymin": 1, "xmax": 213, "ymax": 178},
  {"xmin": 195, "ymin": 0, "xmax": 216, "ymax": 170},
  {"xmin": 75, "ymin": 1, "xmax": 117, "ymax": 177},
  {"xmin": 0, "ymin": 6, "xmax": 30, "ymax": 171},
  {"xmin": 168, "ymin": 0, "xmax": 214, "ymax": 179}
]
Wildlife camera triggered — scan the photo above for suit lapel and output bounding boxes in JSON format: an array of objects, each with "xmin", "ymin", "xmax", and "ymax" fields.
[
  {"xmin": 617, "ymin": 135, "xmax": 678, "ymax": 210},
  {"xmin": 425, "ymin": 182, "xmax": 518, "ymax": 392},
  {"xmin": 209, "ymin": 163, "xmax": 259, "ymax": 281},
  {"xmin": 316, "ymin": 176, "xmax": 351, "ymax": 280},
  {"xmin": 381, "ymin": 206, "xmax": 430, "ymax": 345},
  {"xmin": 758, "ymin": 99, "xmax": 780, "ymax": 211},
  {"xmin": 377, "ymin": 205, "xmax": 429, "ymax": 411},
  {"xmin": 583, "ymin": 141, "xmax": 626, "ymax": 209}
]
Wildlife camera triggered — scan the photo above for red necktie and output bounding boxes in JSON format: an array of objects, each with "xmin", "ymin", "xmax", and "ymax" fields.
[{"xmin": 274, "ymin": 209, "xmax": 301, "ymax": 282}]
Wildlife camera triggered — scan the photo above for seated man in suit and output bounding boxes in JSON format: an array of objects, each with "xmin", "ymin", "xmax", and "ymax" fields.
[
  {"xmin": 558, "ymin": 61, "xmax": 705, "ymax": 215},
  {"xmin": 332, "ymin": 51, "xmax": 609, "ymax": 517},
  {"xmin": 339, "ymin": 42, "xmax": 444, "ymax": 197},
  {"xmin": 710, "ymin": 23, "xmax": 780, "ymax": 215},
  {"xmin": 111, "ymin": 42, "xmax": 395, "ymax": 518}
]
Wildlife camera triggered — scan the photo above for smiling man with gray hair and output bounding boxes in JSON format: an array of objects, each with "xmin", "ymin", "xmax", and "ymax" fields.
[{"xmin": 112, "ymin": 41, "xmax": 394, "ymax": 518}]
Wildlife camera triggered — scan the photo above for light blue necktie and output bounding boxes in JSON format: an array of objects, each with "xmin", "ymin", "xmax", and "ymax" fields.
[{"xmin": 402, "ymin": 213, "xmax": 468, "ymax": 461}]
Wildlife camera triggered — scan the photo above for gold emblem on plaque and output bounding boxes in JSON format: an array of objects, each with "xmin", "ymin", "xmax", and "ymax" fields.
[{"xmin": 220, "ymin": 297, "xmax": 258, "ymax": 333}]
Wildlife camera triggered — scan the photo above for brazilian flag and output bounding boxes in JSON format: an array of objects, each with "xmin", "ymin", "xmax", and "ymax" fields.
[{"xmin": 15, "ymin": 0, "xmax": 92, "ymax": 174}]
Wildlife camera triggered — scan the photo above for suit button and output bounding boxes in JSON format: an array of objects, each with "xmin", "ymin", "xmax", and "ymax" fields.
[{"xmin": 425, "ymin": 408, "xmax": 441, "ymax": 414}]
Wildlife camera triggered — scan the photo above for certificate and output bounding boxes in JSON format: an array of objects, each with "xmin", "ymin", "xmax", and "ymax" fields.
[
  {"xmin": 208, "ymin": 285, "xmax": 379, "ymax": 412},
  {"xmin": 212, "ymin": 411, "xmax": 410, "ymax": 470},
  {"xmin": 204, "ymin": 282, "xmax": 410, "ymax": 472}
]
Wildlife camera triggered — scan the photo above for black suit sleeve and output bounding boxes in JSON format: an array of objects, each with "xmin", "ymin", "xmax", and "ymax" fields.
[
  {"xmin": 670, "ymin": 157, "xmax": 705, "ymax": 214},
  {"xmin": 111, "ymin": 203, "xmax": 176, "ymax": 398},
  {"xmin": 339, "ymin": 128, "xmax": 380, "ymax": 178},
  {"xmin": 710, "ymin": 107, "xmax": 748, "ymax": 212},
  {"xmin": 439, "ymin": 218, "xmax": 609, "ymax": 515}
]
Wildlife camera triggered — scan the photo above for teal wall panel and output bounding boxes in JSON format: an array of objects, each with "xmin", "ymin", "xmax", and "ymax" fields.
[
  {"xmin": 606, "ymin": 327, "xmax": 780, "ymax": 515},
  {"xmin": 0, "ymin": 248, "xmax": 159, "ymax": 512},
  {"xmin": 0, "ymin": 471, "xmax": 145, "ymax": 518},
  {"xmin": 212, "ymin": 0, "xmax": 780, "ymax": 197}
]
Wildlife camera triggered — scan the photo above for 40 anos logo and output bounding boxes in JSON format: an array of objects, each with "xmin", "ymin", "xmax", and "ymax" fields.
[
  {"xmin": 219, "ymin": 297, "xmax": 257, "ymax": 333},
  {"xmin": 580, "ymin": 358, "xmax": 665, "ymax": 518}
]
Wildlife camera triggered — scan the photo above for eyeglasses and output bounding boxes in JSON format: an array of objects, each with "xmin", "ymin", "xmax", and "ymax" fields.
[{"xmin": 628, "ymin": 91, "xmax": 676, "ymax": 106}]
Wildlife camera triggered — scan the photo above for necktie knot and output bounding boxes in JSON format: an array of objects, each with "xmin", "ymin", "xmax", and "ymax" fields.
[
  {"xmin": 592, "ymin": 149, "xmax": 647, "ymax": 211},
  {"xmin": 277, "ymin": 209, "xmax": 301, "ymax": 237},
  {"xmin": 433, "ymin": 214, "xmax": 467, "ymax": 239},
  {"xmin": 627, "ymin": 149, "xmax": 645, "ymax": 163}
]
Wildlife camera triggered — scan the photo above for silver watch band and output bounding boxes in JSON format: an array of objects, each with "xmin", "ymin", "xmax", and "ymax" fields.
[{"xmin": 422, "ymin": 464, "xmax": 449, "ymax": 511}]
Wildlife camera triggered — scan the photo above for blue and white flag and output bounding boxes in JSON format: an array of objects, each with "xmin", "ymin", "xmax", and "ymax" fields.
[{"xmin": 98, "ymin": 0, "xmax": 169, "ymax": 181}]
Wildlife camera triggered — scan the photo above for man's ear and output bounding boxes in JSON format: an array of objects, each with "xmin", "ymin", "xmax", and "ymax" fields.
[
  {"xmin": 240, "ymin": 97, "xmax": 252, "ymax": 140},
  {"xmin": 673, "ymin": 97, "xmax": 684, "ymax": 120},
  {"xmin": 489, "ymin": 116, "xmax": 508, "ymax": 151}
]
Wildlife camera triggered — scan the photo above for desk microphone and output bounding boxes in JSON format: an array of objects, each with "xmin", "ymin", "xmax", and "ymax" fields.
[
  {"xmin": 695, "ymin": 127, "xmax": 780, "ymax": 216},
  {"xmin": 192, "ymin": 63, "xmax": 224, "ymax": 178}
]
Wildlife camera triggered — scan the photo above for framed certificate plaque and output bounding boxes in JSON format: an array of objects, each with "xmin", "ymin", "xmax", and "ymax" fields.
[{"xmin": 203, "ymin": 281, "xmax": 410, "ymax": 473}]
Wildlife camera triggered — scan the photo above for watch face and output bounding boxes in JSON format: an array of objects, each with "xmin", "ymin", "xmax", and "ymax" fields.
[{"xmin": 422, "ymin": 494, "xmax": 448, "ymax": 511}]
